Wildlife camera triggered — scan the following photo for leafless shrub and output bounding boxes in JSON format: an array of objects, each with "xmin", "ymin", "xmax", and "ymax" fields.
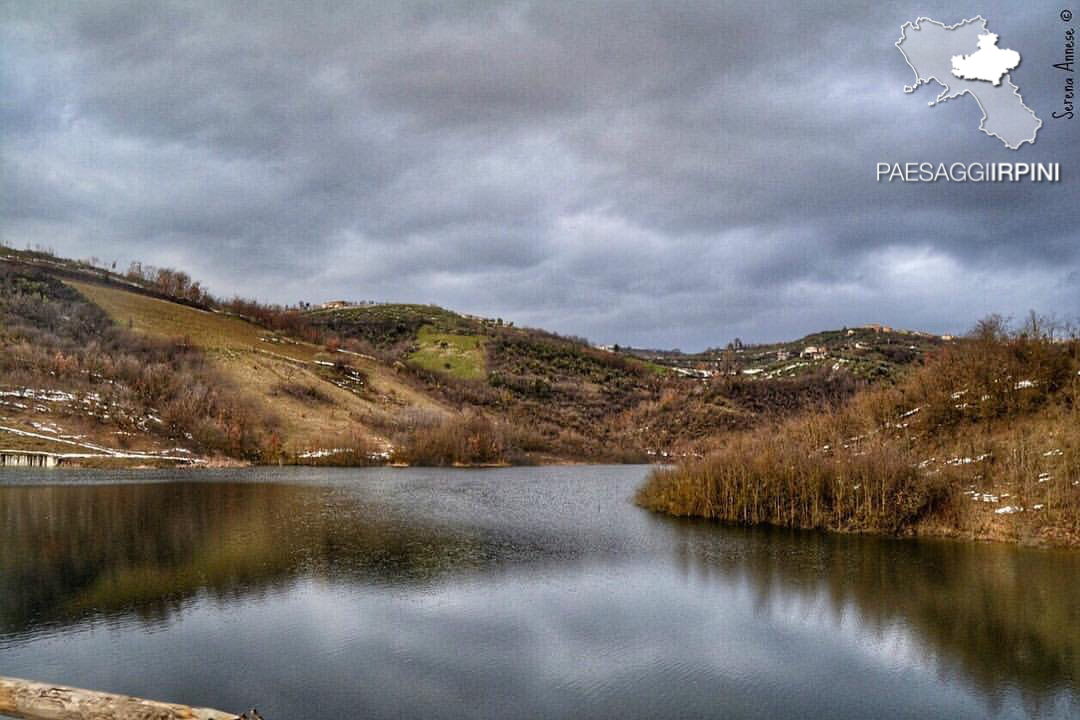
[{"xmin": 395, "ymin": 412, "xmax": 505, "ymax": 466}]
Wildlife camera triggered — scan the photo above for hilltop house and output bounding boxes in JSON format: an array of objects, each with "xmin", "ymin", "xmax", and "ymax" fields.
[
  {"xmin": 319, "ymin": 300, "xmax": 352, "ymax": 310},
  {"xmin": 801, "ymin": 345, "xmax": 828, "ymax": 360},
  {"xmin": 860, "ymin": 323, "xmax": 894, "ymax": 333}
]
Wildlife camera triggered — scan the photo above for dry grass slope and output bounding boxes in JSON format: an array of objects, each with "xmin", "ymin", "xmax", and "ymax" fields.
[
  {"xmin": 69, "ymin": 280, "xmax": 451, "ymax": 460},
  {"xmin": 0, "ymin": 268, "xmax": 264, "ymax": 461},
  {"xmin": 68, "ymin": 279, "xmax": 316, "ymax": 362},
  {"xmin": 637, "ymin": 326, "xmax": 1080, "ymax": 546}
]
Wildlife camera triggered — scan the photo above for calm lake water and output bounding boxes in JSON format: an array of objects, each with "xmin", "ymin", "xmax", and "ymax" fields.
[{"xmin": 1, "ymin": 466, "xmax": 1077, "ymax": 719}]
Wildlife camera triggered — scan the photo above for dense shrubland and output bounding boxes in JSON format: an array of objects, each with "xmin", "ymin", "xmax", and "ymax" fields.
[
  {"xmin": 393, "ymin": 412, "xmax": 507, "ymax": 466},
  {"xmin": 638, "ymin": 318, "xmax": 1080, "ymax": 544}
]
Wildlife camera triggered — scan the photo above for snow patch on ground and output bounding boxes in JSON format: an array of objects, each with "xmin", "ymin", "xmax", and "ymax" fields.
[
  {"xmin": 298, "ymin": 447, "xmax": 394, "ymax": 461},
  {"xmin": 0, "ymin": 388, "xmax": 76, "ymax": 402},
  {"xmin": 0, "ymin": 424, "xmax": 200, "ymax": 463},
  {"xmin": 964, "ymin": 491, "xmax": 999, "ymax": 503},
  {"xmin": 299, "ymin": 448, "xmax": 347, "ymax": 459}
]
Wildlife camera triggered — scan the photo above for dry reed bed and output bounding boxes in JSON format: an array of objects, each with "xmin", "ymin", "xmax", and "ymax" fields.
[{"xmin": 638, "ymin": 324, "xmax": 1080, "ymax": 545}]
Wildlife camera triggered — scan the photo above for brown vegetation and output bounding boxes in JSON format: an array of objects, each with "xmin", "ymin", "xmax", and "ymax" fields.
[
  {"xmin": 637, "ymin": 318, "xmax": 1080, "ymax": 545},
  {"xmin": 394, "ymin": 412, "xmax": 507, "ymax": 466},
  {"xmin": 273, "ymin": 381, "xmax": 334, "ymax": 406},
  {"xmin": 0, "ymin": 265, "xmax": 269, "ymax": 459},
  {"xmin": 68, "ymin": 278, "xmax": 444, "ymax": 461},
  {"xmin": 10, "ymin": 249, "xmax": 1072, "ymax": 479}
]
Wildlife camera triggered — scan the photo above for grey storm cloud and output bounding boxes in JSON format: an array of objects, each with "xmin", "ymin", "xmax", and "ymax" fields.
[{"xmin": 1, "ymin": 0, "xmax": 1077, "ymax": 349}]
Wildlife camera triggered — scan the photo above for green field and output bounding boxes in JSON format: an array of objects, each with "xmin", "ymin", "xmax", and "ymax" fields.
[{"xmin": 408, "ymin": 326, "xmax": 486, "ymax": 380}]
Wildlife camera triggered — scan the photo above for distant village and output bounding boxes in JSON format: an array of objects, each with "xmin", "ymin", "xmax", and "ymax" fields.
[{"xmin": 605, "ymin": 324, "xmax": 959, "ymax": 380}]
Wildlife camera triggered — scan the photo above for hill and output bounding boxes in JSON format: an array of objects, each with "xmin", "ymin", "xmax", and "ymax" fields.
[
  {"xmin": 624, "ymin": 324, "xmax": 946, "ymax": 381},
  {"xmin": 305, "ymin": 302, "xmax": 664, "ymax": 459},
  {"xmin": 637, "ymin": 321, "xmax": 1080, "ymax": 547},
  {"xmin": 0, "ymin": 247, "xmax": 944, "ymax": 467},
  {"xmin": 0, "ymin": 249, "xmax": 449, "ymax": 466}
]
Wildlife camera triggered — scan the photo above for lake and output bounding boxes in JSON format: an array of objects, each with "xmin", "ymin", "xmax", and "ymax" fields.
[{"xmin": 1, "ymin": 466, "xmax": 1077, "ymax": 719}]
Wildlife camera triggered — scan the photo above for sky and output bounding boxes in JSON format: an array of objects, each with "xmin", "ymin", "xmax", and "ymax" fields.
[{"xmin": 2, "ymin": 1, "xmax": 1078, "ymax": 350}]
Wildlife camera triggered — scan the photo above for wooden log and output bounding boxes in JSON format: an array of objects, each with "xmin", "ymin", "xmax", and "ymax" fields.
[{"xmin": 0, "ymin": 675, "xmax": 251, "ymax": 720}]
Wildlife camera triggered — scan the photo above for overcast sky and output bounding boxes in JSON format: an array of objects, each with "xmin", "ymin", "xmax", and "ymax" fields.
[{"xmin": 2, "ymin": 1, "xmax": 1077, "ymax": 349}]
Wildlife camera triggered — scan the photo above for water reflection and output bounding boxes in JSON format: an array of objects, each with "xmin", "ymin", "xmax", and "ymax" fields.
[
  {"xmin": 662, "ymin": 517, "xmax": 1080, "ymax": 711},
  {"xmin": 0, "ymin": 467, "xmax": 1076, "ymax": 719},
  {"xmin": 1, "ymin": 479, "xmax": 493, "ymax": 634}
]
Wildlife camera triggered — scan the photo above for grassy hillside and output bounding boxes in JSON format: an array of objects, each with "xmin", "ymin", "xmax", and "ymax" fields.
[
  {"xmin": 637, "ymin": 323, "xmax": 1080, "ymax": 547},
  {"xmin": 0, "ymin": 265, "xmax": 263, "ymax": 463},
  {"xmin": 0, "ymin": 249, "xmax": 952, "ymax": 466},
  {"xmin": 408, "ymin": 326, "xmax": 487, "ymax": 381},
  {"xmin": 68, "ymin": 278, "xmax": 317, "ymax": 363},
  {"xmin": 68, "ymin": 280, "xmax": 451, "ymax": 462},
  {"xmin": 306, "ymin": 304, "xmax": 666, "ymax": 459}
]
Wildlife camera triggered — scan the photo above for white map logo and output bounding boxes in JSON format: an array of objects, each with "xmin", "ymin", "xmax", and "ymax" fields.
[{"xmin": 897, "ymin": 16, "xmax": 1041, "ymax": 149}]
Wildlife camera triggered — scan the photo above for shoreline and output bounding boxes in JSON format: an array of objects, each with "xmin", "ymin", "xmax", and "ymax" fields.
[
  {"xmin": 0, "ymin": 451, "xmax": 648, "ymax": 471},
  {"xmin": 636, "ymin": 502, "xmax": 1080, "ymax": 550},
  {"xmin": 3, "ymin": 455, "xmax": 1074, "ymax": 549}
]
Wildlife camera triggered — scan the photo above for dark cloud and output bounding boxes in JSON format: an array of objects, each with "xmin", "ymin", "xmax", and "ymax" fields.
[{"xmin": 1, "ymin": 0, "xmax": 1077, "ymax": 348}]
